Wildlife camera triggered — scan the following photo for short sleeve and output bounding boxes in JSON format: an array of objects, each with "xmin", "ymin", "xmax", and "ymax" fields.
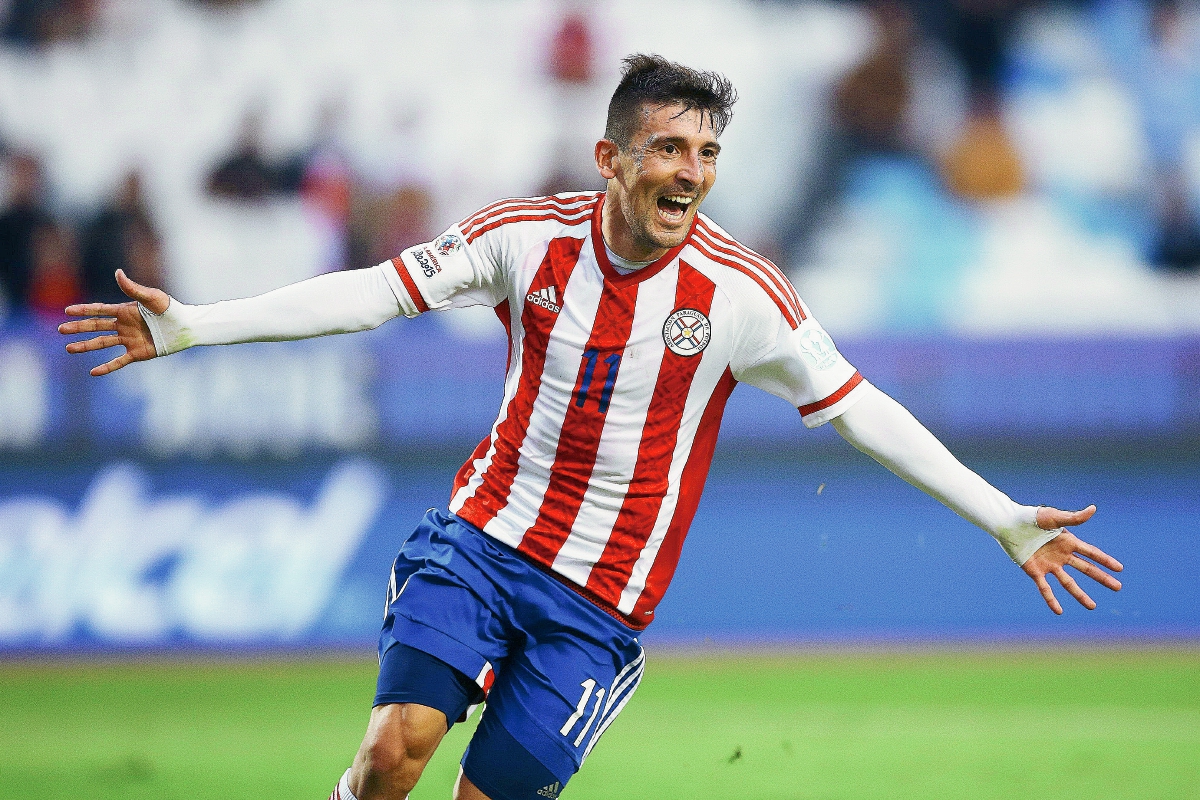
[
  {"xmin": 734, "ymin": 305, "xmax": 868, "ymax": 429},
  {"xmin": 380, "ymin": 224, "xmax": 508, "ymax": 318}
]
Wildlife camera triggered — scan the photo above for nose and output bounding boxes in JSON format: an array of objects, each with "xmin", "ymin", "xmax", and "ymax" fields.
[{"xmin": 674, "ymin": 150, "xmax": 703, "ymax": 187}]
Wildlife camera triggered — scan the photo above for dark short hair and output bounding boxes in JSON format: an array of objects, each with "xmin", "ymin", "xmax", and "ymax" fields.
[{"xmin": 604, "ymin": 54, "xmax": 737, "ymax": 150}]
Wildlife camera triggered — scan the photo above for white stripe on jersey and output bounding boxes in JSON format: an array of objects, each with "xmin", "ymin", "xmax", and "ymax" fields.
[
  {"xmin": 487, "ymin": 254, "xmax": 605, "ymax": 543},
  {"xmin": 549, "ymin": 265, "xmax": 677, "ymax": 586}
]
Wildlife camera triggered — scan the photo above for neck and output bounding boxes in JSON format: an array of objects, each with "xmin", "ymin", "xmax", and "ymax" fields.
[{"xmin": 601, "ymin": 191, "xmax": 668, "ymax": 263}]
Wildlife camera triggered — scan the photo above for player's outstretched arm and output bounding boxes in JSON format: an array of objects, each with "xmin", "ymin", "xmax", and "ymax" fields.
[
  {"xmin": 60, "ymin": 263, "xmax": 406, "ymax": 375},
  {"xmin": 59, "ymin": 269, "xmax": 169, "ymax": 376},
  {"xmin": 830, "ymin": 383, "xmax": 1122, "ymax": 614}
]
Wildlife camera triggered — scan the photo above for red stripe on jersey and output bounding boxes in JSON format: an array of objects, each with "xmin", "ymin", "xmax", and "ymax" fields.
[
  {"xmin": 460, "ymin": 193, "xmax": 595, "ymax": 233},
  {"xmin": 456, "ymin": 237, "xmax": 587, "ymax": 530},
  {"xmin": 798, "ymin": 370, "xmax": 863, "ymax": 417},
  {"xmin": 517, "ymin": 279, "xmax": 641, "ymax": 565},
  {"xmin": 466, "ymin": 210, "xmax": 592, "ymax": 244},
  {"xmin": 585, "ymin": 260, "xmax": 718, "ymax": 606},
  {"xmin": 689, "ymin": 237, "xmax": 799, "ymax": 329},
  {"xmin": 692, "ymin": 226, "xmax": 803, "ymax": 323},
  {"xmin": 494, "ymin": 298, "xmax": 513, "ymax": 371},
  {"xmin": 391, "ymin": 256, "xmax": 430, "ymax": 314},
  {"xmin": 451, "ymin": 434, "xmax": 493, "ymax": 503},
  {"xmin": 450, "ymin": 300, "xmax": 514, "ymax": 502},
  {"xmin": 696, "ymin": 220, "xmax": 804, "ymax": 318},
  {"xmin": 631, "ymin": 366, "xmax": 737, "ymax": 620}
]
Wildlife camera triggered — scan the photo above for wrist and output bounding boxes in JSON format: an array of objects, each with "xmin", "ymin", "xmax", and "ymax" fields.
[
  {"xmin": 138, "ymin": 298, "xmax": 194, "ymax": 356},
  {"xmin": 992, "ymin": 503, "xmax": 1060, "ymax": 566}
]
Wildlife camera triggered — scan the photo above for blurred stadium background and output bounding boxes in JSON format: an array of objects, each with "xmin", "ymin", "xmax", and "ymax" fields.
[{"xmin": 1, "ymin": 0, "xmax": 1197, "ymax": 797}]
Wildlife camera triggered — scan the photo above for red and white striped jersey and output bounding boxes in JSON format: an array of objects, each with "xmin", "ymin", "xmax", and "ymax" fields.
[{"xmin": 381, "ymin": 192, "xmax": 867, "ymax": 628}]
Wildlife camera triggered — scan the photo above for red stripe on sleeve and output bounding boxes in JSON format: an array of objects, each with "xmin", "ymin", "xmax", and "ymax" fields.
[
  {"xmin": 391, "ymin": 256, "xmax": 429, "ymax": 314},
  {"xmin": 462, "ymin": 197, "xmax": 593, "ymax": 235},
  {"xmin": 697, "ymin": 220, "xmax": 804, "ymax": 318},
  {"xmin": 798, "ymin": 371, "xmax": 864, "ymax": 417},
  {"xmin": 689, "ymin": 238, "xmax": 798, "ymax": 328},
  {"xmin": 693, "ymin": 225, "xmax": 803, "ymax": 322},
  {"xmin": 516, "ymin": 276, "xmax": 641, "ymax": 566},
  {"xmin": 465, "ymin": 210, "xmax": 592, "ymax": 244},
  {"xmin": 455, "ymin": 237, "xmax": 587, "ymax": 532},
  {"xmin": 630, "ymin": 366, "xmax": 737, "ymax": 620},
  {"xmin": 460, "ymin": 193, "xmax": 596, "ymax": 233},
  {"xmin": 585, "ymin": 261, "xmax": 718, "ymax": 606}
]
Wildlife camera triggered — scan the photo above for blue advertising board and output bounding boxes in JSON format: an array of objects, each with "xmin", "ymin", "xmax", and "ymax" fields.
[{"xmin": 0, "ymin": 451, "xmax": 1194, "ymax": 652}]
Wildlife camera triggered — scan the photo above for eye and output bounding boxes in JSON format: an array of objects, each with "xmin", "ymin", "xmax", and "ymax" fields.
[
  {"xmin": 661, "ymin": 143, "xmax": 680, "ymax": 156},
  {"xmin": 700, "ymin": 148, "xmax": 718, "ymax": 162}
]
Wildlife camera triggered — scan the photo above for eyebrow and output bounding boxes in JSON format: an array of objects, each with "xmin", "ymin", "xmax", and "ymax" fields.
[{"xmin": 643, "ymin": 133, "xmax": 722, "ymax": 155}]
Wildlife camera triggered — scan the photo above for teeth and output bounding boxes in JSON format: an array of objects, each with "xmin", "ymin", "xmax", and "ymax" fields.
[{"xmin": 663, "ymin": 195, "xmax": 693, "ymax": 205}]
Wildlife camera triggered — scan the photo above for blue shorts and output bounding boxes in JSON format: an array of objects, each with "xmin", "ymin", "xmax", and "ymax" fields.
[{"xmin": 376, "ymin": 508, "xmax": 645, "ymax": 794}]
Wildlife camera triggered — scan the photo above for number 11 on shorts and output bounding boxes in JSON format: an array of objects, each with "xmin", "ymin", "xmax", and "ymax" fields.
[{"xmin": 560, "ymin": 679, "xmax": 605, "ymax": 747}]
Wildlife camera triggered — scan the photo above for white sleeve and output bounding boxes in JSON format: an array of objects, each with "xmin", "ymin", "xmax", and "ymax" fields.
[
  {"xmin": 734, "ymin": 307, "xmax": 867, "ymax": 428},
  {"xmin": 138, "ymin": 262, "xmax": 403, "ymax": 355},
  {"xmin": 831, "ymin": 382, "xmax": 1060, "ymax": 565},
  {"xmin": 383, "ymin": 225, "xmax": 508, "ymax": 316}
]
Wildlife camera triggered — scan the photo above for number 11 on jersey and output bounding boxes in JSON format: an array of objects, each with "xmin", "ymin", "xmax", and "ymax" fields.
[{"xmin": 576, "ymin": 349, "xmax": 622, "ymax": 413}]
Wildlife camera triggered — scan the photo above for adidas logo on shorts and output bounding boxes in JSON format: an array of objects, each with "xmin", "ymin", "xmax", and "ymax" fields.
[
  {"xmin": 536, "ymin": 781, "xmax": 563, "ymax": 799},
  {"xmin": 526, "ymin": 286, "xmax": 561, "ymax": 313}
]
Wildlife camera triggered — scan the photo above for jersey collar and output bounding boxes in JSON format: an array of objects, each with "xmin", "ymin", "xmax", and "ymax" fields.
[{"xmin": 590, "ymin": 192, "xmax": 695, "ymax": 286}]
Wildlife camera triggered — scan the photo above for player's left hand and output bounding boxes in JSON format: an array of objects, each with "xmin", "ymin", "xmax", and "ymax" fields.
[{"xmin": 1022, "ymin": 505, "xmax": 1122, "ymax": 614}]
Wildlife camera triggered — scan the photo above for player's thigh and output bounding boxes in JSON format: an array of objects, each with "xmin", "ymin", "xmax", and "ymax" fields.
[
  {"xmin": 353, "ymin": 702, "xmax": 449, "ymax": 787},
  {"xmin": 459, "ymin": 636, "xmax": 646, "ymax": 800}
]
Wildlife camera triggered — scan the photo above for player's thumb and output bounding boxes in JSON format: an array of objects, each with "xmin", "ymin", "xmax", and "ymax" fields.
[
  {"xmin": 1036, "ymin": 504, "xmax": 1096, "ymax": 530},
  {"xmin": 116, "ymin": 269, "xmax": 170, "ymax": 314}
]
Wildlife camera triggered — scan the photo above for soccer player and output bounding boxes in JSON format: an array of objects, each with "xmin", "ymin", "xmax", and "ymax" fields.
[{"xmin": 60, "ymin": 55, "xmax": 1122, "ymax": 800}]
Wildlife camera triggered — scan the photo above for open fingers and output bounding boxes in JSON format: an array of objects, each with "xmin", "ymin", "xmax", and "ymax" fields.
[
  {"xmin": 1074, "ymin": 539, "xmax": 1123, "ymax": 573},
  {"xmin": 90, "ymin": 352, "xmax": 134, "ymax": 376},
  {"xmin": 1066, "ymin": 555, "xmax": 1122, "ymax": 592},
  {"xmin": 1053, "ymin": 567, "xmax": 1096, "ymax": 610},
  {"xmin": 1033, "ymin": 573, "xmax": 1063, "ymax": 615},
  {"xmin": 64, "ymin": 302, "xmax": 122, "ymax": 318},
  {"xmin": 65, "ymin": 335, "xmax": 121, "ymax": 354},
  {"xmin": 58, "ymin": 317, "xmax": 118, "ymax": 335}
]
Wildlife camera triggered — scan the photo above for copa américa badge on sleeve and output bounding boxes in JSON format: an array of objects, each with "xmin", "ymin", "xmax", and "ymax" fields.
[
  {"xmin": 662, "ymin": 309, "xmax": 712, "ymax": 357},
  {"xmin": 435, "ymin": 234, "xmax": 463, "ymax": 256}
]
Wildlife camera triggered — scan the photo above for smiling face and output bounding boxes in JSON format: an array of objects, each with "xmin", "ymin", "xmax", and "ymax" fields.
[{"xmin": 596, "ymin": 102, "xmax": 720, "ymax": 262}]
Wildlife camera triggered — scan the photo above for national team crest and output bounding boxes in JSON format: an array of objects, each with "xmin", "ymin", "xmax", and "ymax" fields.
[
  {"xmin": 662, "ymin": 309, "xmax": 711, "ymax": 357},
  {"xmin": 435, "ymin": 234, "xmax": 462, "ymax": 256}
]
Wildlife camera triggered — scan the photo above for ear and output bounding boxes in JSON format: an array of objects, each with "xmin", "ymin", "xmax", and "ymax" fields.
[{"xmin": 595, "ymin": 139, "xmax": 619, "ymax": 180}]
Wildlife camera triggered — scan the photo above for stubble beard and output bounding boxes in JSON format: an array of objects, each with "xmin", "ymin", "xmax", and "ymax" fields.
[{"xmin": 618, "ymin": 185, "xmax": 688, "ymax": 255}]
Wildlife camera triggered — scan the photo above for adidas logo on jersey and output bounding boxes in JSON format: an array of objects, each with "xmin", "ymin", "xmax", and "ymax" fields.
[
  {"xmin": 537, "ymin": 781, "xmax": 562, "ymax": 799},
  {"xmin": 526, "ymin": 286, "xmax": 561, "ymax": 313}
]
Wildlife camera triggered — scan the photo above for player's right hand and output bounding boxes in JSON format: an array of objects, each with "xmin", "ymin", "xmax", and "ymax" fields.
[{"xmin": 59, "ymin": 269, "xmax": 170, "ymax": 376}]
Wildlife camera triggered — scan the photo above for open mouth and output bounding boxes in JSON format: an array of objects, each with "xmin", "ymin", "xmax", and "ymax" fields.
[{"xmin": 656, "ymin": 194, "xmax": 694, "ymax": 225}]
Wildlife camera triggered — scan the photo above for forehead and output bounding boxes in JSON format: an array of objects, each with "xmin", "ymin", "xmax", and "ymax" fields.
[{"xmin": 632, "ymin": 102, "xmax": 717, "ymax": 145}]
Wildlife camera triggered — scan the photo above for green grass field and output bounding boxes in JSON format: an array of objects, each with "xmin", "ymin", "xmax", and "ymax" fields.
[{"xmin": 2, "ymin": 648, "xmax": 1197, "ymax": 799}]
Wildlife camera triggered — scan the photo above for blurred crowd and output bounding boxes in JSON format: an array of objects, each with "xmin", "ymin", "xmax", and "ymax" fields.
[
  {"xmin": 0, "ymin": 149, "xmax": 163, "ymax": 318},
  {"xmin": 1, "ymin": 0, "xmax": 1199, "ymax": 327},
  {"xmin": 795, "ymin": 0, "xmax": 1200, "ymax": 272}
]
